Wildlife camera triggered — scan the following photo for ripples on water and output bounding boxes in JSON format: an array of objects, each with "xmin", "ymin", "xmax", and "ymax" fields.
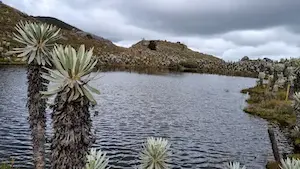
[{"xmin": 0, "ymin": 66, "xmax": 293, "ymax": 169}]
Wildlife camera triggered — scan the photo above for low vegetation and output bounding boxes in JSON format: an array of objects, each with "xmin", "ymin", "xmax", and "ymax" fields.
[
  {"xmin": 241, "ymin": 86, "xmax": 300, "ymax": 168},
  {"xmin": 242, "ymin": 86, "xmax": 295, "ymax": 126}
]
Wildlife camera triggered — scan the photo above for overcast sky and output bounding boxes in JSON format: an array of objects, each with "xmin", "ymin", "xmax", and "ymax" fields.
[{"xmin": 3, "ymin": 0, "xmax": 300, "ymax": 61}]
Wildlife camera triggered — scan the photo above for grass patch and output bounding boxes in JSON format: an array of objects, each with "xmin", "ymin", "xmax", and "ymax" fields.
[
  {"xmin": 242, "ymin": 85, "xmax": 295, "ymax": 127},
  {"xmin": 241, "ymin": 85, "xmax": 265, "ymax": 94},
  {"xmin": 244, "ymin": 105, "xmax": 295, "ymax": 126}
]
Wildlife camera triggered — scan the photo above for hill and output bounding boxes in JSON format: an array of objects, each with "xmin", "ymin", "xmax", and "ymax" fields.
[{"xmin": 0, "ymin": 2, "xmax": 259, "ymax": 77}]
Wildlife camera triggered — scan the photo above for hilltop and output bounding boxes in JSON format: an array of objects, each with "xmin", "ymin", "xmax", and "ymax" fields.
[
  {"xmin": 0, "ymin": 2, "xmax": 263, "ymax": 77},
  {"xmin": 0, "ymin": 2, "xmax": 125, "ymax": 58},
  {"xmin": 34, "ymin": 16, "xmax": 82, "ymax": 31}
]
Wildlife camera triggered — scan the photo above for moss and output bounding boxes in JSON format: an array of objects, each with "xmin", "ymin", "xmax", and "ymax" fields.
[{"xmin": 266, "ymin": 161, "xmax": 280, "ymax": 169}]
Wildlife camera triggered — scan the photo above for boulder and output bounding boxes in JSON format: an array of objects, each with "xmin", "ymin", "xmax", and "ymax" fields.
[
  {"xmin": 241, "ymin": 56, "xmax": 249, "ymax": 61},
  {"xmin": 264, "ymin": 58, "xmax": 273, "ymax": 62},
  {"xmin": 148, "ymin": 40, "xmax": 157, "ymax": 50}
]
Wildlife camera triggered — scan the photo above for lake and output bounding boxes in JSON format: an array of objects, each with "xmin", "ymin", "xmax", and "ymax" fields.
[{"xmin": 0, "ymin": 66, "xmax": 292, "ymax": 169}]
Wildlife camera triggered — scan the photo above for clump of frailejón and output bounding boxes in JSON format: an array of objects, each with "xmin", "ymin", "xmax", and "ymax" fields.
[
  {"xmin": 280, "ymin": 157, "xmax": 300, "ymax": 169},
  {"xmin": 41, "ymin": 44, "xmax": 100, "ymax": 104},
  {"xmin": 41, "ymin": 44, "xmax": 100, "ymax": 169},
  {"xmin": 258, "ymin": 61, "xmax": 298, "ymax": 94},
  {"xmin": 140, "ymin": 137, "xmax": 171, "ymax": 169},
  {"xmin": 11, "ymin": 21, "xmax": 61, "ymax": 65},
  {"xmin": 9, "ymin": 21, "xmax": 61, "ymax": 169},
  {"xmin": 226, "ymin": 162, "xmax": 246, "ymax": 169},
  {"xmin": 257, "ymin": 72, "xmax": 266, "ymax": 86},
  {"xmin": 85, "ymin": 148, "xmax": 109, "ymax": 169}
]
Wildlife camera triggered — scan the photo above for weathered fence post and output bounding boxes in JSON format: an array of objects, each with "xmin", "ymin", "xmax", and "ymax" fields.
[
  {"xmin": 289, "ymin": 84, "xmax": 294, "ymax": 100},
  {"xmin": 286, "ymin": 84, "xmax": 290, "ymax": 101},
  {"xmin": 268, "ymin": 128, "xmax": 281, "ymax": 163}
]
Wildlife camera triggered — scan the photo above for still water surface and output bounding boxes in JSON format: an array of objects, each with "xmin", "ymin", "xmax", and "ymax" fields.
[{"xmin": 0, "ymin": 66, "xmax": 292, "ymax": 168}]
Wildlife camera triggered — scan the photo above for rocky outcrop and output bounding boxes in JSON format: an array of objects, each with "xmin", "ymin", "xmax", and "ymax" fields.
[{"xmin": 225, "ymin": 59, "xmax": 272, "ymax": 75}]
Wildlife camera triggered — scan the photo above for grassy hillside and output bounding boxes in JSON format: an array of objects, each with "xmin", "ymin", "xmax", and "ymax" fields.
[{"xmin": 0, "ymin": 2, "xmax": 125, "ymax": 58}]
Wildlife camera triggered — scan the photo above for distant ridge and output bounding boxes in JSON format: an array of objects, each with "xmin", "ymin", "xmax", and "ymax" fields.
[{"xmin": 34, "ymin": 16, "xmax": 81, "ymax": 31}]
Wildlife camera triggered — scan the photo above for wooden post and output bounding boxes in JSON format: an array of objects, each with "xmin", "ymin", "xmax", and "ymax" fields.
[
  {"xmin": 268, "ymin": 128, "xmax": 281, "ymax": 163},
  {"xmin": 286, "ymin": 84, "xmax": 290, "ymax": 101},
  {"xmin": 289, "ymin": 84, "xmax": 294, "ymax": 100}
]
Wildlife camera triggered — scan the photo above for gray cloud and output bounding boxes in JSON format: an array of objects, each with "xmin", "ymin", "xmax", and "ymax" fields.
[
  {"xmin": 114, "ymin": 0, "xmax": 300, "ymax": 36},
  {"xmin": 3, "ymin": 0, "xmax": 300, "ymax": 61}
]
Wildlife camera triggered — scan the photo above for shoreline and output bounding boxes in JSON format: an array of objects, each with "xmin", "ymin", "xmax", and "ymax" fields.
[
  {"xmin": 241, "ymin": 85, "xmax": 299, "ymax": 169},
  {"xmin": 0, "ymin": 62, "xmax": 258, "ymax": 78}
]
